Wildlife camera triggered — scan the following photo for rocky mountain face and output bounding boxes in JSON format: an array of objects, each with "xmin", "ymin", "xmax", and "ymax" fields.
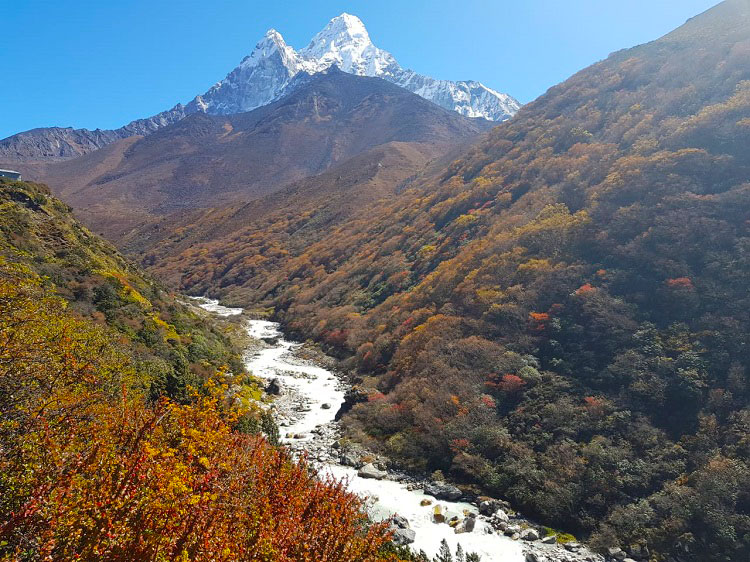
[
  {"xmin": 0, "ymin": 13, "xmax": 517, "ymax": 164},
  {"xmin": 0, "ymin": 111, "xmax": 190, "ymax": 164},
  {"xmin": 38, "ymin": 69, "xmax": 492, "ymax": 238}
]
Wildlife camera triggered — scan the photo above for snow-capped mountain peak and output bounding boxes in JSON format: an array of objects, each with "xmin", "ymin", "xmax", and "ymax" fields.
[
  {"xmin": 314, "ymin": 13, "xmax": 371, "ymax": 44},
  {"xmin": 240, "ymin": 28, "xmax": 297, "ymax": 70},
  {"xmin": 300, "ymin": 13, "xmax": 396, "ymax": 77},
  {"xmin": 111, "ymin": 13, "xmax": 520, "ymax": 133}
]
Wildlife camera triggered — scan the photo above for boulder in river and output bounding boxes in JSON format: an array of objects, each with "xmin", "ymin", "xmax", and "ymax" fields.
[
  {"xmin": 520, "ymin": 528, "xmax": 540, "ymax": 541},
  {"xmin": 504, "ymin": 524, "xmax": 521, "ymax": 536},
  {"xmin": 389, "ymin": 514, "xmax": 410, "ymax": 529},
  {"xmin": 386, "ymin": 514, "xmax": 415, "ymax": 546},
  {"xmin": 491, "ymin": 509, "xmax": 510, "ymax": 525},
  {"xmin": 423, "ymin": 481, "xmax": 462, "ymax": 501},
  {"xmin": 454, "ymin": 514, "xmax": 476, "ymax": 534},
  {"xmin": 358, "ymin": 463, "xmax": 387, "ymax": 480},
  {"xmin": 266, "ymin": 378, "xmax": 282, "ymax": 395},
  {"xmin": 321, "ymin": 403, "xmax": 332, "ymax": 409},
  {"xmin": 390, "ymin": 527, "xmax": 416, "ymax": 545},
  {"xmin": 339, "ymin": 450, "xmax": 362, "ymax": 468}
]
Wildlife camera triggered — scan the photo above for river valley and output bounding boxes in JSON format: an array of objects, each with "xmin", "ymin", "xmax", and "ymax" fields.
[{"xmin": 196, "ymin": 299, "xmax": 605, "ymax": 562}]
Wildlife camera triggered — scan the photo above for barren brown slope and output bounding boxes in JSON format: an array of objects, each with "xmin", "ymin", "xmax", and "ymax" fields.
[{"xmin": 37, "ymin": 69, "xmax": 491, "ymax": 238}]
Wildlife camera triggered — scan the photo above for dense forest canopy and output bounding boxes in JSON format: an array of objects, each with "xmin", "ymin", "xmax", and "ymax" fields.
[{"xmin": 143, "ymin": 2, "xmax": 750, "ymax": 559}]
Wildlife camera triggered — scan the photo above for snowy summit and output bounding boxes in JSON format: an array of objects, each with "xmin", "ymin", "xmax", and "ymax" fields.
[{"xmin": 183, "ymin": 14, "xmax": 520, "ymax": 121}]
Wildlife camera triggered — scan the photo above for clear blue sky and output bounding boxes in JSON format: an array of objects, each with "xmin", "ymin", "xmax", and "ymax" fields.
[{"xmin": 1, "ymin": 0, "xmax": 719, "ymax": 139}]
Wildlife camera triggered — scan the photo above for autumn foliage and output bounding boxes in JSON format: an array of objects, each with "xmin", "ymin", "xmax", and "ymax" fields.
[
  {"xmin": 16, "ymin": 4, "xmax": 750, "ymax": 560},
  {"xmin": 0, "ymin": 264, "xmax": 398, "ymax": 561},
  {"xmin": 130, "ymin": 8, "xmax": 750, "ymax": 559}
]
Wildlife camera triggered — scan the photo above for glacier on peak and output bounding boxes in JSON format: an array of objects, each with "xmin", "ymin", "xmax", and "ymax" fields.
[{"xmin": 183, "ymin": 13, "xmax": 519, "ymax": 122}]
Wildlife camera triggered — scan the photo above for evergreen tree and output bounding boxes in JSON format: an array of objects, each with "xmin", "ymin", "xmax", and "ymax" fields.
[{"xmin": 434, "ymin": 539, "xmax": 453, "ymax": 562}]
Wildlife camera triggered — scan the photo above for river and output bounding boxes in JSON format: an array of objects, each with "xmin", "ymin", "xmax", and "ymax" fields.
[{"xmin": 195, "ymin": 299, "xmax": 599, "ymax": 562}]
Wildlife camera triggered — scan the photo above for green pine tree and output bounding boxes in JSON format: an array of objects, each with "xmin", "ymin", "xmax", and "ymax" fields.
[{"xmin": 434, "ymin": 539, "xmax": 453, "ymax": 562}]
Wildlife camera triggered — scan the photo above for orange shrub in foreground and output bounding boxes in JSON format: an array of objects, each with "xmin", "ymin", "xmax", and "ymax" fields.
[{"xmin": 3, "ymin": 394, "xmax": 394, "ymax": 561}]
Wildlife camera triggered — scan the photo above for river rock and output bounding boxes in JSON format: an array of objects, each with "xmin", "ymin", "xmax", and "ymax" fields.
[
  {"xmin": 420, "ymin": 499, "xmax": 432, "ymax": 506},
  {"xmin": 321, "ymin": 403, "xmax": 331, "ymax": 409},
  {"xmin": 389, "ymin": 514, "xmax": 410, "ymax": 529},
  {"xmin": 266, "ymin": 378, "xmax": 282, "ymax": 395},
  {"xmin": 504, "ymin": 524, "xmax": 521, "ymax": 536},
  {"xmin": 423, "ymin": 481, "xmax": 462, "ymax": 500},
  {"xmin": 358, "ymin": 463, "xmax": 387, "ymax": 480},
  {"xmin": 454, "ymin": 514, "xmax": 476, "ymax": 534},
  {"xmin": 339, "ymin": 450, "xmax": 362, "ymax": 468},
  {"xmin": 541, "ymin": 534, "xmax": 556, "ymax": 544},
  {"xmin": 391, "ymin": 527, "xmax": 416, "ymax": 545},
  {"xmin": 607, "ymin": 547, "xmax": 626, "ymax": 560},
  {"xmin": 525, "ymin": 554, "xmax": 543, "ymax": 562},
  {"xmin": 520, "ymin": 528, "xmax": 540, "ymax": 541},
  {"xmin": 479, "ymin": 498, "xmax": 503, "ymax": 516},
  {"xmin": 491, "ymin": 509, "xmax": 510, "ymax": 524}
]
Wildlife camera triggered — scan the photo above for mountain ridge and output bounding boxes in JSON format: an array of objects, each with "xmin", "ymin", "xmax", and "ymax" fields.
[
  {"xmin": 0, "ymin": 13, "xmax": 517, "ymax": 164},
  {"xmin": 35, "ymin": 69, "xmax": 492, "ymax": 238}
]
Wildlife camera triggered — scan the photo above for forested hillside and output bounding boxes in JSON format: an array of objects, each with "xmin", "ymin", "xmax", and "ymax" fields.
[
  {"xmin": 0, "ymin": 178, "xmax": 401, "ymax": 561},
  {"xmin": 0, "ymin": 177, "xmax": 246, "ymax": 401},
  {"xmin": 145, "ymin": 2, "xmax": 750, "ymax": 559}
]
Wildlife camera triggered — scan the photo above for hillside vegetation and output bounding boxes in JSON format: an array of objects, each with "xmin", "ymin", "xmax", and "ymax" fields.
[
  {"xmin": 145, "ymin": 2, "xmax": 750, "ymax": 559},
  {"xmin": 0, "ymin": 177, "xmax": 246, "ymax": 402},
  {"xmin": 0, "ymin": 178, "xmax": 402, "ymax": 561}
]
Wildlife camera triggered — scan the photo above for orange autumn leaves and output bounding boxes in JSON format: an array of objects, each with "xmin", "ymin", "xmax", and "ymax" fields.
[{"xmin": 0, "ymin": 264, "xmax": 398, "ymax": 562}]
